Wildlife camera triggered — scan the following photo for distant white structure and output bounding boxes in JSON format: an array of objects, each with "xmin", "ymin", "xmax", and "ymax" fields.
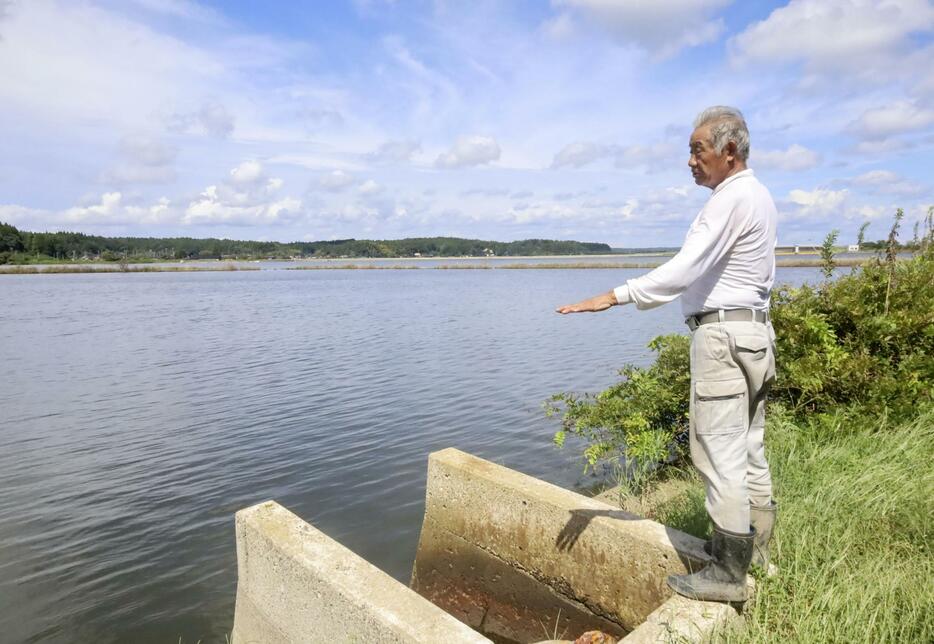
[
  {"xmin": 848, "ymin": 244, "xmax": 860, "ymax": 252},
  {"xmin": 794, "ymin": 245, "xmax": 800, "ymax": 254}
]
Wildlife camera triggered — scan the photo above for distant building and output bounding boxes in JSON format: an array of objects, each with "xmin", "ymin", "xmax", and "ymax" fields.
[
  {"xmin": 794, "ymin": 245, "xmax": 800, "ymax": 254},
  {"xmin": 847, "ymin": 244, "xmax": 859, "ymax": 252}
]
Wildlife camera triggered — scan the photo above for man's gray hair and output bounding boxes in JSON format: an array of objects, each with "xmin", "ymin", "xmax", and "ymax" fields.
[{"xmin": 693, "ymin": 106, "xmax": 750, "ymax": 161}]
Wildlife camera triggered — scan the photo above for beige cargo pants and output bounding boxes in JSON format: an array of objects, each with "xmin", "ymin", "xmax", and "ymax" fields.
[{"xmin": 689, "ymin": 319, "xmax": 776, "ymax": 533}]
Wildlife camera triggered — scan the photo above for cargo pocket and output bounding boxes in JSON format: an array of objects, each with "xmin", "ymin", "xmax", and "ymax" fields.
[
  {"xmin": 733, "ymin": 334, "xmax": 769, "ymax": 359},
  {"xmin": 694, "ymin": 378, "xmax": 747, "ymax": 435},
  {"xmin": 732, "ymin": 333, "xmax": 775, "ymax": 393}
]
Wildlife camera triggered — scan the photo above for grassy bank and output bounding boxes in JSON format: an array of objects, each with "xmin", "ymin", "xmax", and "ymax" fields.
[{"xmin": 637, "ymin": 407, "xmax": 933, "ymax": 642}]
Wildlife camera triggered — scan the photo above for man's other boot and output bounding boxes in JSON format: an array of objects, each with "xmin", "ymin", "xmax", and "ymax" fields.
[
  {"xmin": 703, "ymin": 500, "xmax": 777, "ymax": 569},
  {"xmin": 750, "ymin": 500, "xmax": 777, "ymax": 569},
  {"xmin": 667, "ymin": 525, "xmax": 754, "ymax": 603}
]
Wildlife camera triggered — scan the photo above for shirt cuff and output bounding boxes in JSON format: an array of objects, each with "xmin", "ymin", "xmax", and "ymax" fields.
[{"xmin": 613, "ymin": 284, "xmax": 632, "ymax": 306}]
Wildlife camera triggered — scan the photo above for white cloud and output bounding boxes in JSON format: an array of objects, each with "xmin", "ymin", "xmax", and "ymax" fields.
[
  {"xmin": 3, "ymin": 166, "xmax": 301, "ymax": 231},
  {"xmin": 614, "ymin": 142, "xmax": 678, "ymax": 170},
  {"xmin": 731, "ymin": 0, "xmax": 934, "ymax": 76},
  {"xmin": 103, "ymin": 165, "xmax": 176, "ymax": 185},
  {"xmin": 166, "ymin": 100, "xmax": 236, "ymax": 138},
  {"xmin": 625, "ymin": 184, "xmax": 704, "ymax": 223},
  {"xmin": 229, "ymin": 160, "xmax": 265, "ymax": 185},
  {"xmin": 64, "ymin": 192, "xmax": 123, "ymax": 223},
  {"xmin": 914, "ymin": 56, "xmax": 934, "ymax": 97},
  {"xmin": 551, "ymin": 142, "xmax": 612, "ymax": 169},
  {"xmin": 128, "ymin": 0, "xmax": 224, "ymax": 23},
  {"xmin": 42, "ymin": 185, "xmax": 303, "ymax": 229},
  {"xmin": 787, "ymin": 187, "xmax": 849, "ymax": 215},
  {"xmin": 198, "ymin": 100, "xmax": 235, "ymax": 138},
  {"xmin": 0, "ymin": 204, "xmax": 46, "ymax": 227},
  {"xmin": 553, "ymin": 190, "xmax": 589, "ymax": 201},
  {"xmin": 297, "ymin": 107, "xmax": 345, "ymax": 131},
  {"xmin": 319, "ymin": 170, "xmax": 355, "ymax": 191},
  {"xmin": 853, "ymin": 170, "xmax": 899, "ymax": 185},
  {"xmin": 461, "ymin": 187, "xmax": 511, "ymax": 197},
  {"xmin": 367, "ymin": 140, "xmax": 421, "ymax": 164},
  {"xmin": 101, "ymin": 136, "xmax": 178, "ymax": 185},
  {"xmin": 851, "ymin": 138, "xmax": 914, "ymax": 155},
  {"xmin": 61, "ymin": 192, "xmax": 174, "ymax": 226},
  {"xmin": 550, "ymin": 141, "xmax": 676, "ymax": 169},
  {"xmin": 553, "ymin": 0, "xmax": 732, "ymax": 59},
  {"xmin": 504, "ymin": 201, "xmax": 579, "ymax": 225},
  {"xmin": 381, "ymin": 34, "xmax": 461, "ymax": 128},
  {"xmin": 883, "ymin": 182, "xmax": 925, "ymax": 197},
  {"xmin": 540, "ymin": 12, "xmax": 575, "ymax": 41},
  {"xmin": 358, "ymin": 179, "xmax": 383, "ymax": 196},
  {"xmin": 265, "ymin": 154, "xmax": 362, "ymax": 172},
  {"xmin": 753, "ymin": 144, "xmax": 821, "ymax": 171},
  {"xmin": 2, "ymin": 0, "xmax": 931, "ymax": 247},
  {"xmin": 847, "ymin": 101, "xmax": 934, "ymax": 140},
  {"xmin": 435, "ymin": 136, "xmax": 501, "ymax": 168},
  {"xmin": 851, "ymin": 170, "xmax": 925, "ymax": 196},
  {"xmin": 0, "ymin": 1, "xmax": 225, "ymax": 129},
  {"xmin": 120, "ymin": 136, "xmax": 176, "ymax": 167},
  {"xmin": 0, "ymin": 195, "xmax": 175, "ymax": 228},
  {"xmin": 183, "ymin": 185, "xmax": 302, "ymax": 226}
]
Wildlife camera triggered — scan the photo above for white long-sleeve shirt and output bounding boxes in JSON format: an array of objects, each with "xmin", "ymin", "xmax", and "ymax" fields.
[{"xmin": 614, "ymin": 169, "xmax": 777, "ymax": 316}]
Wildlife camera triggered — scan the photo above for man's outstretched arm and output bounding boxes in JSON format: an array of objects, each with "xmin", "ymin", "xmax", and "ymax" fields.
[{"xmin": 555, "ymin": 289, "xmax": 622, "ymax": 314}]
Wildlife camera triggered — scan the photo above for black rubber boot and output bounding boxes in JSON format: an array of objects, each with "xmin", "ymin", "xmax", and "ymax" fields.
[
  {"xmin": 703, "ymin": 501, "xmax": 777, "ymax": 569},
  {"xmin": 750, "ymin": 501, "xmax": 777, "ymax": 569},
  {"xmin": 668, "ymin": 525, "xmax": 754, "ymax": 602}
]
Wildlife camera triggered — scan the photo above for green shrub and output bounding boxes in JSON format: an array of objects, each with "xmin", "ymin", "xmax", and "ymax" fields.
[
  {"xmin": 545, "ymin": 334, "xmax": 690, "ymax": 491},
  {"xmin": 548, "ymin": 209, "xmax": 934, "ymax": 482},
  {"xmin": 771, "ymin": 243, "xmax": 933, "ymax": 423}
]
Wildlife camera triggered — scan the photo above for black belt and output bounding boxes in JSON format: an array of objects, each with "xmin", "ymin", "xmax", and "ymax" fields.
[{"xmin": 685, "ymin": 309, "xmax": 769, "ymax": 331}]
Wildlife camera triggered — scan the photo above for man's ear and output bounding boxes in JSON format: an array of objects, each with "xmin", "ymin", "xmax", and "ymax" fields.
[{"xmin": 724, "ymin": 140, "xmax": 737, "ymax": 163}]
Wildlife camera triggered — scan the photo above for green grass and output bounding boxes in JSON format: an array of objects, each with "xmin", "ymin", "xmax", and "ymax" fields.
[{"xmin": 658, "ymin": 407, "xmax": 934, "ymax": 642}]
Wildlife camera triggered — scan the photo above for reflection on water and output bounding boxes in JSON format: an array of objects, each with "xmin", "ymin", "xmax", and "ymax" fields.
[{"xmin": 0, "ymin": 267, "xmax": 820, "ymax": 642}]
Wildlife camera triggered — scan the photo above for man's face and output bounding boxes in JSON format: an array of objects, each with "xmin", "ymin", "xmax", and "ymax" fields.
[{"xmin": 688, "ymin": 125, "xmax": 733, "ymax": 190}]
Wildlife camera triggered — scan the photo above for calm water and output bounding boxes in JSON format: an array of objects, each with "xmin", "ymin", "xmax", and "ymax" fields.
[
  {"xmin": 0, "ymin": 267, "xmax": 820, "ymax": 642},
  {"xmin": 1, "ymin": 250, "xmax": 889, "ymax": 272}
]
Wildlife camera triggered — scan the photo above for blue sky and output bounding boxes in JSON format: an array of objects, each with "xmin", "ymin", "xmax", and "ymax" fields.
[{"xmin": 1, "ymin": 0, "xmax": 932, "ymax": 246}]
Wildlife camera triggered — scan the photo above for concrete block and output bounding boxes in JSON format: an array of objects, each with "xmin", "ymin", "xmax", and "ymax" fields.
[
  {"xmin": 231, "ymin": 500, "xmax": 491, "ymax": 644},
  {"xmin": 624, "ymin": 595, "xmax": 743, "ymax": 643},
  {"xmin": 411, "ymin": 448, "xmax": 734, "ymax": 642}
]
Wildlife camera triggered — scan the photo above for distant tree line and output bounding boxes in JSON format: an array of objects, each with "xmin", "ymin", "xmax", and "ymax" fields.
[{"xmin": 0, "ymin": 222, "xmax": 614, "ymax": 263}]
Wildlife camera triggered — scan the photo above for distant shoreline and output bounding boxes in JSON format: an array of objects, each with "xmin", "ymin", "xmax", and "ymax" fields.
[{"xmin": 0, "ymin": 254, "xmax": 874, "ymax": 274}]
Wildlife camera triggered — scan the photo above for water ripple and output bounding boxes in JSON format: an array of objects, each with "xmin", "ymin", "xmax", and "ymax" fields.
[{"xmin": 0, "ymin": 267, "xmax": 820, "ymax": 642}]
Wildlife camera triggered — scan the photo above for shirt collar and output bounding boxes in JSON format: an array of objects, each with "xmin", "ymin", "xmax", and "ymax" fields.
[{"xmin": 712, "ymin": 168, "xmax": 754, "ymax": 195}]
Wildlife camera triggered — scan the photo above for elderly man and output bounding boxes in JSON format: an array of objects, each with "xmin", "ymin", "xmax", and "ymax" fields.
[{"xmin": 556, "ymin": 106, "xmax": 778, "ymax": 603}]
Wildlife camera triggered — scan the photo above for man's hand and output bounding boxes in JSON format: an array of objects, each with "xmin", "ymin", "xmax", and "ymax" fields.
[{"xmin": 555, "ymin": 290, "xmax": 618, "ymax": 314}]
